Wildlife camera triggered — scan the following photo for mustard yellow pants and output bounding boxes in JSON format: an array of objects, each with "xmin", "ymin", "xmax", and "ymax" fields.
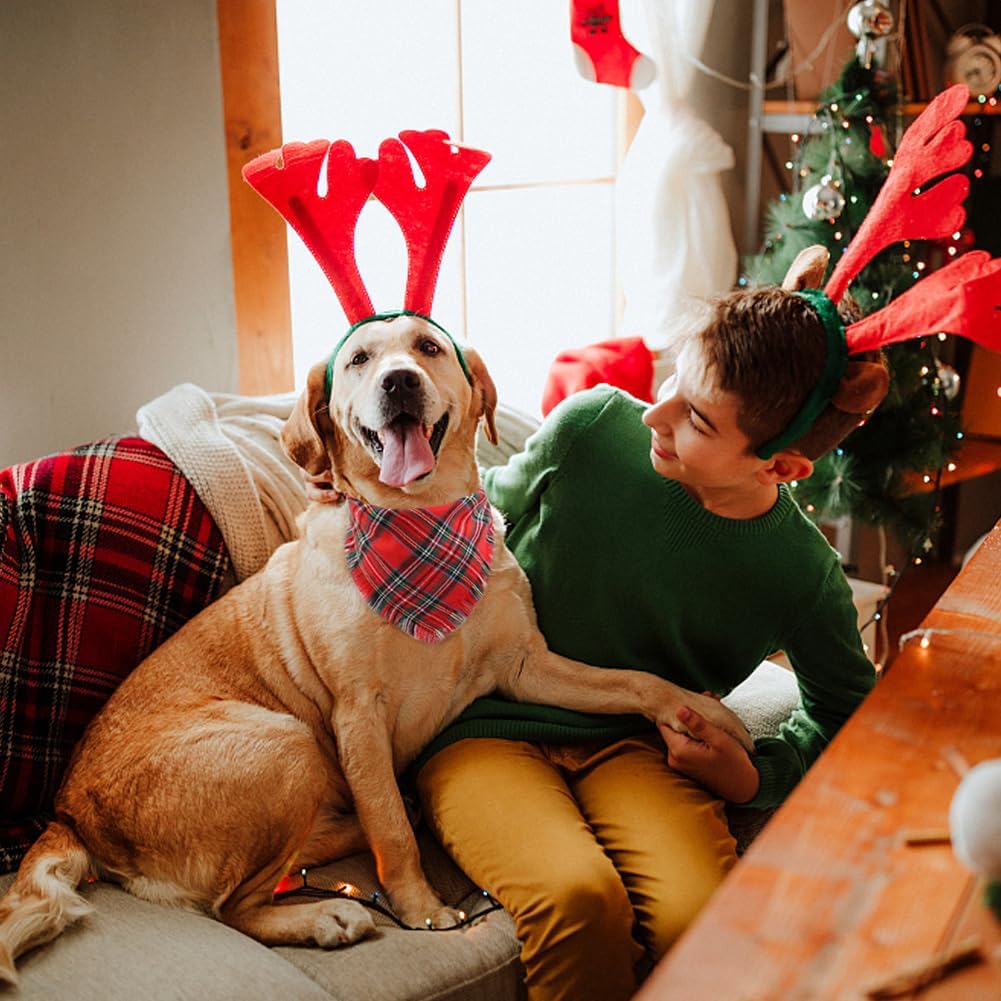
[{"xmin": 416, "ymin": 734, "xmax": 737, "ymax": 1001}]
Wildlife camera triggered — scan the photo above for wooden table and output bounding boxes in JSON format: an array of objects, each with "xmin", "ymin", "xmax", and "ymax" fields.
[{"xmin": 635, "ymin": 523, "xmax": 1001, "ymax": 1000}]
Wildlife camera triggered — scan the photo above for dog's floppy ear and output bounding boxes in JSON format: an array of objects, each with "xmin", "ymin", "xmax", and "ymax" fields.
[
  {"xmin": 782, "ymin": 245, "xmax": 830, "ymax": 291},
  {"xmin": 281, "ymin": 359, "xmax": 338, "ymax": 476},
  {"xmin": 462, "ymin": 347, "xmax": 498, "ymax": 445}
]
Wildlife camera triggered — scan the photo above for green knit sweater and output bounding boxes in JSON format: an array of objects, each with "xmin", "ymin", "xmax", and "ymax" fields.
[{"xmin": 420, "ymin": 387, "xmax": 876, "ymax": 809}]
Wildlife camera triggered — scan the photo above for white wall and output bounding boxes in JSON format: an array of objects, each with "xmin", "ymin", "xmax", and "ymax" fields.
[
  {"xmin": 690, "ymin": 0, "xmax": 754, "ymax": 258},
  {"xmin": 0, "ymin": 0, "xmax": 237, "ymax": 468}
]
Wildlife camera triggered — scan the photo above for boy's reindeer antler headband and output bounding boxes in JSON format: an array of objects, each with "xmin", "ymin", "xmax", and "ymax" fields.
[
  {"xmin": 242, "ymin": 129, "xmax": 491, "ymax": 398},
  {"xmin": 758, "ymin": 84, "xmax": 1001, "ymax": 459}
]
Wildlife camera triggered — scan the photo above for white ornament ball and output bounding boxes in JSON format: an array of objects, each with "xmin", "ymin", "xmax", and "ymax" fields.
[
  {"xmin": 937, "ymin": 361, "xmax": 961, "ymax": 400},
  {"xmin": 847, "ymin": 1, "xmax": 894, "ymax": 40},
  {"xmin": 802, "ymin": 176, "xmax": 846, "ymax": 223},
  {"xmin": 950, "ymin": 759, "xmax": 1001, "ymax": 879}
]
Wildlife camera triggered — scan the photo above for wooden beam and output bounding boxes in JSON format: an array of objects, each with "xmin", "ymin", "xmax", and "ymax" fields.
[
  {"xmin": 963, "ymin": 346, "xmax": 1001, "ymax": 439},
  {"xmin": 217, "ymin": 0, "xmax": 293, "ymax": 393},
  {"xmin": 618, "ymin": 90, "xmax": 644, "ymax": 163}
]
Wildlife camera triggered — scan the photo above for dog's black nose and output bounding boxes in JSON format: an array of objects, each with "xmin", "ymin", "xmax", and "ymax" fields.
[{"xmin": 381, "ymin": 369, "xmax": 421, "ymax": 395}]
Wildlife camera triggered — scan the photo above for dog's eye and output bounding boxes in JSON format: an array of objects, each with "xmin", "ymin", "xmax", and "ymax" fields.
[
  {"xmin": 350, "ymin": 351, "xmax": 368, "ymax": 366},
  {"xmin": 420, "ymin": 339, "xmax": 441, "ymax": 357}
]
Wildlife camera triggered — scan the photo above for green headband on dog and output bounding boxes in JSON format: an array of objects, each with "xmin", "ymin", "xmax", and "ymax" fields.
[
  {"xmin": 324, "ymin": 310, "xmax": 473, "ymax": 401},
  {"xmin": 755, "ymin": 289, "xmax": 849, "ymax": 460}
]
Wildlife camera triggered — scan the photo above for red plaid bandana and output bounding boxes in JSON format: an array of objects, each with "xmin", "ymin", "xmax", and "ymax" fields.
[{"xmin": 345, "ymin": 489, "xmax": 494, "ymax": 644}]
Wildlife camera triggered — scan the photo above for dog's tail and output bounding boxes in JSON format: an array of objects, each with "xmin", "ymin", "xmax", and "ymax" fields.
[{"xmin": 0, "ymin": 821, "xmax": 94, "ymax": 987}]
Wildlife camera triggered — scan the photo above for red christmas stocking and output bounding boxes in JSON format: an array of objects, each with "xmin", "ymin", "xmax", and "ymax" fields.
[{"xmin": 571, "ymin": 0, "xmax": 655, "ymax": 90}]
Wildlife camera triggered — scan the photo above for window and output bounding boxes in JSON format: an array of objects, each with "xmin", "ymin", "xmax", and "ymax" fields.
[{"xmin": 276, "ymin": 0, "xmax": 623, "ymax": 416}]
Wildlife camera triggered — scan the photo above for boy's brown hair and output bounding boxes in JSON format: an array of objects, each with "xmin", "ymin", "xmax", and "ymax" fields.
[{"xmin": 696, "ymin": 286, "xmax": 886, "ymax": 460}]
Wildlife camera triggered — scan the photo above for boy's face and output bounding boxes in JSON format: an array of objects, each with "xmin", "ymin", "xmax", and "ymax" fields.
[{"xmin": 642, "ymin": 339, "xmax": 767, "ymax": 491}]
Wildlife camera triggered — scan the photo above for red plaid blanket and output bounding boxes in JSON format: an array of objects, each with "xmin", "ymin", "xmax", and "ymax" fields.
[
  {"xmin": 0, "ymin": 437, "xmax": 230, "ymax": 871},
  {"xmin": 345, "ymin": 490, "xmax": 494, "ymax": 644}
]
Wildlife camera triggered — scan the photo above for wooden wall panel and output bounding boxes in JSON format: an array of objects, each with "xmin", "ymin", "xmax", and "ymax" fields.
[
  {"xmin": 217, "ymin": 0, "xmax": 293, "ymax": 393},
  {"xmin": 963, "ymin": 345, "xmax": 1001, "ymax": 439}
]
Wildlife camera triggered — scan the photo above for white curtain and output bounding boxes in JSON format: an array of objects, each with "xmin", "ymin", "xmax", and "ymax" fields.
[{"xmin": 617, "ymin": 0, "xmax": 737, "ymax": 350}]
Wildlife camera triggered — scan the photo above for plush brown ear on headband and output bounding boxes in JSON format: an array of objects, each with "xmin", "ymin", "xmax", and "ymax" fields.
[
  {"xmin": 831, "ymin": 360, "xmax": 890, "ymax": 415},
  {"xmin": 782, "ymin": 245, "xmax": 831, "ymax": 292}
]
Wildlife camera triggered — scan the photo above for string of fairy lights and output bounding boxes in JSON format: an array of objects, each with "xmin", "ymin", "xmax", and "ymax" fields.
[{"xmin": 274, "ymin": 867, "xmax": 504, "ymax": 932}]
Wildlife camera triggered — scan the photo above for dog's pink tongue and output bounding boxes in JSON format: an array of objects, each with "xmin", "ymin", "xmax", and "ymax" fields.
[{"xmin": 379, "ymin": 419, "xmax": 435, "ymax": 486}]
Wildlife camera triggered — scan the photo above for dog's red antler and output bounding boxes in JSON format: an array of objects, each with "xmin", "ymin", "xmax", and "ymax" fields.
[
  {"xmin": 374, "ymin": 130, "xmax": 491, "ymax": 317},
  {"xmin": 242, "ymin": 139, "xmax": 378, "ymax": 323},
  {"xmin": 824, "ymin": 84, "xmax": 973, "ymax": 305},
  {"xmin": 845, "ymin": 250, "xmax": 1001, "ymax": 353}
]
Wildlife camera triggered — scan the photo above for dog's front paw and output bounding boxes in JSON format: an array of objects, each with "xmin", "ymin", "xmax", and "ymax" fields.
[
  {"xmin": 423, "ymin": 904, "xmax": 464, "ymax": 930},
  {"xmin": 312, "ymin": 899, "xmax": 376, "ymax": 947},
  {"xmin": 392, "ymin": 887, "xmax": 461, "ymax": 930}
]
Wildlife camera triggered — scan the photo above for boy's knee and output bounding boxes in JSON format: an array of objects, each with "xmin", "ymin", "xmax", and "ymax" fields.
[
  {"xmin": 514, "ymin": 864, "xmax": 639, "ymax": 1001},
  {"xmin": 642, "ymin": 863, "xmax": 730, "ymax": 958},
  {"xmin": 525, "ymin": 858, "xmax": 632, "ymax": 947}
]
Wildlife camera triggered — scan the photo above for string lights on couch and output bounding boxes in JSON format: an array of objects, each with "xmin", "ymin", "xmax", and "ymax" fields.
[{"xmin": 274, "ymin": 868, "xmax": 504, "ymax": 932}]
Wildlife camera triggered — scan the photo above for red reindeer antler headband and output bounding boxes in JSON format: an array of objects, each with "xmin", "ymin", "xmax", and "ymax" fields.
[
  {"xmin": 242, "ymin": 129, "xmax": 491, "ymax": 393},
  {"xmin": 758, "ymin": 84, "xmax": 1001, "ymax": 458}
]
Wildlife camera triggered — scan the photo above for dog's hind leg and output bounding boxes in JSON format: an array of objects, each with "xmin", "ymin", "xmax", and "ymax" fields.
[
  {"xmin": 215, "ymin": 732, "xmax": 375, "ymax": 947},
  {"xmin": 296, "ymin": 810, "xmax": 369, "ymax": 868},
  {"xmin": 221, "ymin": 859, "xmax": 375, "ymax": 947}
]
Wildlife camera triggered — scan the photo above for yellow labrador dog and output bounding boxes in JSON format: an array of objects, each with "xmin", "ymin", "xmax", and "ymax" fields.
[{"xmin": 0, "ymin": 314, "xmax": 751, "ymax": 984}]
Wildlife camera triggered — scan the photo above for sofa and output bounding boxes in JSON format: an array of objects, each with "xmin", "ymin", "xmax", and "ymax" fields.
[
  {"xmin": 0, "ymin": 387, "xmax": 802, "ymax": 1000},
  {"xmin": 0, "ymin": 661, "xmax": 797, "ymax": 1001}
]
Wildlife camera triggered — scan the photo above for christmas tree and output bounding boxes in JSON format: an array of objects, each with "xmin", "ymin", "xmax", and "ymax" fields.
[{"xmin": 744, "ymin": 59, "xmax": 963, "ymax": 556}]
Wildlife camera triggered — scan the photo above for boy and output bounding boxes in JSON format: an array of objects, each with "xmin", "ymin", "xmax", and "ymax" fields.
[{"xmin": 413, "ymin": 260, "xmax": 885, "ymax": 1001}]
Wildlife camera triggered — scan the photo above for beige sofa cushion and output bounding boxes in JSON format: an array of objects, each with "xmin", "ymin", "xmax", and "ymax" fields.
[{"xmin": 0, "ymin": 874, "xmax": 332, "ymax": 1001}]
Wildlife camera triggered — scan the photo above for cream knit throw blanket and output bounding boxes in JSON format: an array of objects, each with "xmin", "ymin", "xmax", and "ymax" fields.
[
  {"xmin": 136, "ymin": 383, "xmax": 540, "ymax": 583},
  {"xmin": 137, "ymin": 384, "xmax": 306, "ymax": 582}
]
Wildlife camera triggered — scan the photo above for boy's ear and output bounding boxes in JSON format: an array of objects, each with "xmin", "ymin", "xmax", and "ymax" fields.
[{"xmin": 757, "ymin": 450, "xmax": 814, "ymax": 485}]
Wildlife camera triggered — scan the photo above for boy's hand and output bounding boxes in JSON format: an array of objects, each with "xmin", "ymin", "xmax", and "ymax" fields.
[{"xmin": 659, "ymin": 706, "xmax": 760, "ymax": 804}]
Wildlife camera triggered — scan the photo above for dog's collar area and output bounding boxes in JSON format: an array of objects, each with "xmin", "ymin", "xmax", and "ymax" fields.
[
  {"xmin": 344, "ymin": 489, "xmax": 494, "ymax": 644},
  {"xmin": 324, "ymin": 310, "xmax": 473, "ymax": 400}
]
